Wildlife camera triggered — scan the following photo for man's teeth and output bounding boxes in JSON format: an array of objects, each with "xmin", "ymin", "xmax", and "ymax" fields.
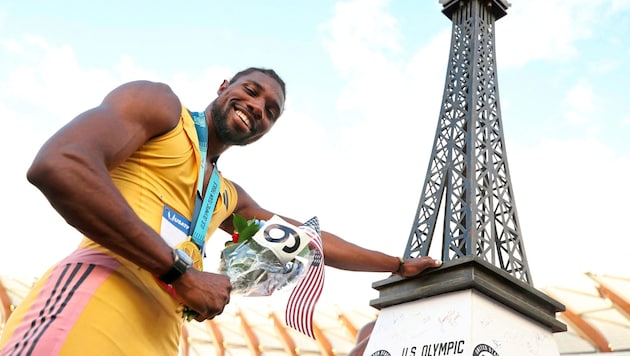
[{"xmin": 236, "ymin": 110, "xmax": 250, "ymax": 129}]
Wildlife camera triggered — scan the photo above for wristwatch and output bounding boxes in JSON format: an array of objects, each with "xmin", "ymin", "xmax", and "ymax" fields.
[{"xmin": 159, "ymin": 249, "xmax": 193, "ymax": 284}]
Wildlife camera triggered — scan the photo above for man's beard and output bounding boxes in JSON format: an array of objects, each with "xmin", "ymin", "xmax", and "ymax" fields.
[{"xmin": 210, "ymin": 103, "xmax": 249, "ymax": 146}]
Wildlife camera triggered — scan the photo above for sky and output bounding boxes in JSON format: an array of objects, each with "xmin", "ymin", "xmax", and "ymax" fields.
[{"xmin": 1, "ymin": 0, "xmax": 629, "ymax": 308}]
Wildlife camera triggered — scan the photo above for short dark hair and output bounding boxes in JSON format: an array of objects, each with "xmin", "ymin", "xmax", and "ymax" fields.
[{"xmin": 229, "ymin": 67, "xmax": 286, "ymax": 100}]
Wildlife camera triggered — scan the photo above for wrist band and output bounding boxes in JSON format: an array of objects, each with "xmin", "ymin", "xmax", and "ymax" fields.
[{"xmin": 397, "ymin": 256, "xmax": 404, "ymax": 275}]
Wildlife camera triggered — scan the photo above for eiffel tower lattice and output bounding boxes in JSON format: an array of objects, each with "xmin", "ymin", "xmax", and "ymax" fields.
[{"xmin": 403, "ymin": 0, "xmax": 532, "ymax": 284}]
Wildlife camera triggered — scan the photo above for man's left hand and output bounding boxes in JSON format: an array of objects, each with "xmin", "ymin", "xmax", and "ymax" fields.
[{"xmin": 398, "ymin": 256, "xmax": 442, "ymax": 278}]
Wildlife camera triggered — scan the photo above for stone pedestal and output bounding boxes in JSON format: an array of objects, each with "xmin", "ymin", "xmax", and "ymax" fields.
[{"xmin": 364, "ymin": 258, "xmax": 566, "ymax": 356}]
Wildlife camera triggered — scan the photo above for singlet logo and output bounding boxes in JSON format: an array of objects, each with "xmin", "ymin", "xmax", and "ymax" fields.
[
  {"xmin": 165, "ymin": 206, "xmax": 191, "ymax": 233},
  {"xmin": 222, "ymin": 189, "xmax": 229, "ymax": 210}
]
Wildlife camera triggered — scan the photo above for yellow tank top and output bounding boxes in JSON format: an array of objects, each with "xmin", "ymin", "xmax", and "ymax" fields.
[{"xmin": 79, "ymin": 106, "xmax": 238, "ymax": 265}]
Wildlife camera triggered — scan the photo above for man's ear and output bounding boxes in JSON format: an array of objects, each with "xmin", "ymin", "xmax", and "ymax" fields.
[{"xmin": 217, "ymin": 80, "xmax": 229, "ymax": 95}]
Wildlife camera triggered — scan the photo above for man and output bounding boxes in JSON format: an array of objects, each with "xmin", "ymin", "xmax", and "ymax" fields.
[{"xmin": 0, "ymin": 67, "xmax": 441, "ymax": 355}]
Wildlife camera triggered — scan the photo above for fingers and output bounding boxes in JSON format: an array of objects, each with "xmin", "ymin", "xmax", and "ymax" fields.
[
  {"xmin": 193, "ymin": 304, "xmax": 225, "ymax": 322},
  {"xmin": 197, "ymin": 289, "xmax": 231, "ymax": 321},
  {"xmin": 422, "ymin": 256, "xmax": 442, "ymax": 270},
  {"xmin": 400, "ymin": 256, "xmax": 442, "ymax": 277},
  {"xmin": 174, "ymin": 271, "xmax": 232, "ymax": 321},
  {"xmin": 190, "ymin": 296, "xmax": 230, "ymax": 321},
  {"xmin": 426, "ymin": 256, "xmax": 442, "ymax": 268}
]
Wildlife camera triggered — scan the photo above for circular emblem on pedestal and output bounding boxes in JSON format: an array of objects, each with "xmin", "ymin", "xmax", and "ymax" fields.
[
  {"xmin": 370, "ymin": 350, "xmax": 391, "ymax": 356},
  {"xmin": 473, "ymin": 343, "xmax": 500, "ymax": 356}
]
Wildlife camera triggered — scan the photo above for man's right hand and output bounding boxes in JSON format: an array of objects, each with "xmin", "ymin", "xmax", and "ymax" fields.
[{"xmin": 172, "ymin": 269, "xmax": 232, "ymax": 321}]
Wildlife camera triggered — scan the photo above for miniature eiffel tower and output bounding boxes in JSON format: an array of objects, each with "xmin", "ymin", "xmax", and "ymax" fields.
[
  {"xmin": 364, "ymin": 1, "xmax": 566, "ymax": 354},
  {"xmin": 403, "ymin": 0, "xmax": 531, "ymax": 284}
]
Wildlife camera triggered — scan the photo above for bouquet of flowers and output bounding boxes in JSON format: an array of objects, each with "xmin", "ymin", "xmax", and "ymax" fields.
[{"xmin": 218, "ymin": 214, "xmax": 319, "ymax": 297}]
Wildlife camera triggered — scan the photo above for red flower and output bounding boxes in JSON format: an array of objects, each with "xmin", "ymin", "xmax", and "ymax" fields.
[{"xmin": 232, "ymin": 232, "xmax": 239, "ymax": 243}]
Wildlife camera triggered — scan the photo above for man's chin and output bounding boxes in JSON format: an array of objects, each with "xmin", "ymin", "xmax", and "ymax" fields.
[
  {"xmin": 232, "ymin": 130, "xmax": 261, "ymax": 146},
  {"xmin": 223, "ymin": 135, "xmax": 254, "ymax": 146},
  {"xmin": 216, "ymin": 128, "xmax": 251, "ymax": 146}
]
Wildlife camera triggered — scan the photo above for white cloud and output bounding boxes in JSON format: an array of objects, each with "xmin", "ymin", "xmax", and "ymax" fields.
[
  {"xmin": 563, "ymin": 81, "xmax": 595, "ymax": 125},
  {"xmin": 587, "ymin": 57, "xmax": 622, "ymax": 75},
  {"xmin": 509, "ymin": 137, "xmax": 630, "ymax": 288},
  {"xmin": 496, "ymin": 0, "xmax": 603, "ymax": 68},
  {"xmin": 115, "ymin": 55, "xmax": 160, "ymax": 82},
  {"xmin": 0, "ymin": 36, "xmax": 123, "ymax": 126},
  {"xmin": 611, "ymin": 0, "xmax": 630, "ymax": 11},
  {"xmin": 0, "ymin": 7, "xmax": 6, "ymax": 28},
  {"xmin": 321, "ymin": 0, "xmax": 401, "ymax": 76},
  {"xmin": 1, "ymin": 38, "xmax": 23, "ymax": 53},
  {"xmin": 321, "ymin": 0, "xmax": 410, "ymax": 127}
]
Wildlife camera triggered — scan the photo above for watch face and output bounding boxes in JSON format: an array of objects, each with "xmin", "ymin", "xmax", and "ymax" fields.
[{"xmin": 175, "ymin": 249, "xmax": 194, "ymax": 266}]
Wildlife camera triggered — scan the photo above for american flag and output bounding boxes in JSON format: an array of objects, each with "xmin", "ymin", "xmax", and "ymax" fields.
[{"xmin": 285, "ymin": 216, "xmax": 324, "ymax": 339}]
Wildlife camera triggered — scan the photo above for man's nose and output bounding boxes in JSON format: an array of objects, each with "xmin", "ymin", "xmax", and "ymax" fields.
[{"xmin": 247, "ymin": 98, "xmax": 264, "ymax": 120}]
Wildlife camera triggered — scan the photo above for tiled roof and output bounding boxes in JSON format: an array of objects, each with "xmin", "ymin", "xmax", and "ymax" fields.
[{"xmin": 2, "ymin": 273, "xmax": 630, "ymax": 355}]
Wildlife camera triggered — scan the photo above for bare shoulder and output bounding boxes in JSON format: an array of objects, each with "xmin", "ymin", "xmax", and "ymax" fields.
[
  {"xmin": 230, "ymin": 181, "xmax": 253, "ymax": 204},
  {"xmin": 107, "ymin": 80, "xmax": 177, "ymax": 100},
  {"xmin": 102, "ymin": 80, "xmax": 183, "ymax": 137}
]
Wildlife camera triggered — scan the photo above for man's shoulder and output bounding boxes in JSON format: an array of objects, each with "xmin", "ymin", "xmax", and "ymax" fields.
[
  {"xmin": 116, "ymin": 80, "xmax": 177, "ymax": 98},
  {"xmin": 103, "ymin": 80, "xmax": 182, "ymax": 136}
]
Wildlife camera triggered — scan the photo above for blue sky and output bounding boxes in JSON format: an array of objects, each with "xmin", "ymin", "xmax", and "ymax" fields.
[{"xmin": 1, "ymin": 0, "xmax": 629, "ymax": 306}]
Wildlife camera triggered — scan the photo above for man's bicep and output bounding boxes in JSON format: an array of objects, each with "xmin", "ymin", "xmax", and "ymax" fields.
[
  {"xmin": 230, "ymin": 181, "xmax": 306, "ymax": 230},
  {"xmin": 56, "ymin": 82, "xmax": 180, "ymax": 169},
  {"xmin": 96, "ymin": 82, "xmax": 181, "ymax": 167},
  {"xmin": 231, "ymin": 182, "xmax": 275, "ymax": 221}
]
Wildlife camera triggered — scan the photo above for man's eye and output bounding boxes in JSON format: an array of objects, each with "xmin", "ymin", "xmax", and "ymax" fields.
[
  {"xmin": 244, "ymin": 86, "xmax": 256, "ymax": 96},
  {"xmin": 266, "ymin": 108, "xmax": 275, "ymax": 120}
]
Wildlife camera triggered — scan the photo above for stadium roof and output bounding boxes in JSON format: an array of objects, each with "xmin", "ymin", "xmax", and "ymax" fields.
[{"xmin": 2, "ymin": 273, "xmax": 629, "ymax": 355}]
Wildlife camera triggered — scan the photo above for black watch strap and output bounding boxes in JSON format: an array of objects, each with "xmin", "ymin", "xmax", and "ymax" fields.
[{"xmin": 159, "ymin": 249, "xmax": 193, "ymax": 285}]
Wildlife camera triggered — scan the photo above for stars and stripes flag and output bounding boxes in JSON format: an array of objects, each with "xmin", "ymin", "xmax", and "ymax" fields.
[{"xmin": 285, "ymin": 216, "xmax": 325, "ymax": 339}]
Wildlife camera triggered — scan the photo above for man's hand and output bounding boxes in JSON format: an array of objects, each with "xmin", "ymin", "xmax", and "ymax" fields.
[
  {"xmin": 398, "ymin": 256, "xmax": 442, "ymax": 278},
  {"xmin": 171, "ymin": 269, "xmax": 232, "ymax": 321}
]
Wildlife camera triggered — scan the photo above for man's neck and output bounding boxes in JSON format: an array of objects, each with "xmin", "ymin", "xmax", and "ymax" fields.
[{"xmin": 204, "ymin": 108, "xmax": 230, "ymax": 160}]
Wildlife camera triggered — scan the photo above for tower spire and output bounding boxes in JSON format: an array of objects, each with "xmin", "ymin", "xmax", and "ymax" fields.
[{"xmin": 403, "ymin": 0, "xmax": 532, "ymax": 284}]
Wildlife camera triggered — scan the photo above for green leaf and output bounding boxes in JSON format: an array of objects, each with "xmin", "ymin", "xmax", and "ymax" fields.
[
  {"xmin": 232, "ymin": 213, "xmax": 248, "ymax": 232},
  {"xmin": 238, "ymin": 224, "xmax": 261, "ymax": 243}
]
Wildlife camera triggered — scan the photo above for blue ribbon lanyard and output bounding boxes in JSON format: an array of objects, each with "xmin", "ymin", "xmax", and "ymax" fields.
[{"xmin": 189, "ymin": 111, "xmax": 221, "ymax": 253}]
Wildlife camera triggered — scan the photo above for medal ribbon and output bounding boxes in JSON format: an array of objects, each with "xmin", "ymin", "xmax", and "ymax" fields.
[{"xmin": 190, "ymin": 111, "xmax": 221, "ymax": 253}]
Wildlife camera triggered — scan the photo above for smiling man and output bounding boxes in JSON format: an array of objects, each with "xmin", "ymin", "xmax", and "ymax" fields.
[{"xmin": 0, "ymin": 67, "xmax": 441, "ymax": 355}]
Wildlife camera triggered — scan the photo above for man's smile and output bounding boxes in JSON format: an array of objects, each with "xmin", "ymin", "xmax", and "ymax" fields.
[{"xmin": 235, "ymin": 109, "xmax": 252, "ymax": 131}]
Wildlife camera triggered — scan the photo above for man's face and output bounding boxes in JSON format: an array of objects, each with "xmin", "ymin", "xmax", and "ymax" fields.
[{"xmin": 210, "ymin": 71, "xmax": 285, "ymax": 146}]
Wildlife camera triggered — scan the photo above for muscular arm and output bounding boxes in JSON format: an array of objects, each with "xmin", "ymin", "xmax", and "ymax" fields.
[
  {"xmin": 28, "ymin": 81, "xmax": 180, "ymax": 275},
  {"xmin": 28, "ymin": 81, "xmax": 181, "ymax": 274},
  {"xmin": 222, "ymin": 182, "xmax": 441, "ymax": 277},
  {"xmin": 27, "ymin": 81, "xmax": 231, "ymax": 319}
]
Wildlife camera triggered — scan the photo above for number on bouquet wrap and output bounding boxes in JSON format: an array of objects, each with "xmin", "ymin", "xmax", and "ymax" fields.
[{"xmin": 263, "ymin": 223, "xmax": 302, "ymax": 254}]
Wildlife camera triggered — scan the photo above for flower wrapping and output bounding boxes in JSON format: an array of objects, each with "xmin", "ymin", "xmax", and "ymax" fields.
[{"xmin": 219, "ymin": 215, "xmax": 318, "ymax": 297}]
